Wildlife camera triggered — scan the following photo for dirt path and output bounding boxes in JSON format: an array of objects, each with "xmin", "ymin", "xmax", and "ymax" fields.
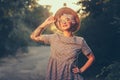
[{"xmin": 0, "ymin": 46, "xmax": 50, "ymax": 80}]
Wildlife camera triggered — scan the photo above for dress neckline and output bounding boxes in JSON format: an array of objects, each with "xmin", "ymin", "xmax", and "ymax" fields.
[
  {"xmin": 57, "ymin": 33, "xmax": 75, "ymax": 38},
  {"xmin": 56, "ymin": 33, "xmax": 77, "ymax": 44}
]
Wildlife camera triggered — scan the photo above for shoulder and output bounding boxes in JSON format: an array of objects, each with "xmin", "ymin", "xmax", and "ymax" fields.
[
  {"xmin": 43, "ymin": 33, "xmax": 56, "ymax": 37},
  {"xmin": 47, "ymin": 33, "xmax": 58, "ymax": 39},
  {"xmin": 76, "ymin": 36, "xmax": 84, "ymax": 40},
  {"xmin": 75, "ymin": 36, "xmax": 84, "ymax": 42}
]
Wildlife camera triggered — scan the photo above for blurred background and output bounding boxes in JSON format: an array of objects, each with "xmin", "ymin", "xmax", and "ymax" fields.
[{"xmin": 0, "ymin": 0, "xmax": 120, "ymax": 80}]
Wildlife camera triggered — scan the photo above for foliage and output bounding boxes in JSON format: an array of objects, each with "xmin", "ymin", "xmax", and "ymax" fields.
[
  {"xmin": 96, "ymin": 62, "xmax": 120, "ymax": 80},
  {"xmin": 0, "ymin": 0, "xmax": 50, "ymax": 57}
]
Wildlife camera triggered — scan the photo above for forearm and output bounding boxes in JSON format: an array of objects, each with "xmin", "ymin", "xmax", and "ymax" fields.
[
  {"xmin": 30, "ymin": 16, "xmax": 55, "ymax": 41},
  {"xmin": 31, "ymin": 23, "xmax": 45, "ymax": 37},
  {"xmin": 30, "ymin": 23, "xmax": 46, "ymax": 41},
  {"xmin": 80, "ymin": 53, "xmax": 95, "ymax": 73}
]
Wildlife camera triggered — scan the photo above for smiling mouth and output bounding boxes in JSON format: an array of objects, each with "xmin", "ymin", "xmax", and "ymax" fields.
[{"xmin": 63, "ymin": 24, "xmax": 68, "ymax": 27}]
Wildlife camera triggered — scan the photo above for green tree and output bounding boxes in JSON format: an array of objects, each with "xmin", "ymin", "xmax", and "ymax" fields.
[
  {"xmin": 96, "ymin": 62, "xmax": 120, "ymax": 80},
  {"xmin": 0, "ymin": 0, "xmax": 50, "ymax": 57}
]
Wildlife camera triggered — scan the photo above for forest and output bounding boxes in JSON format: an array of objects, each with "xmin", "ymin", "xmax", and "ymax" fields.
[{"xmin": 0, "ymin": 0, "xmax": 120, "ymax": 80}]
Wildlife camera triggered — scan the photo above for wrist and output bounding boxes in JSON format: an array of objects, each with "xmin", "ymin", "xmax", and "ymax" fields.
[
  {"xmin": 79, "ymin": 68, "xmax": 83, "ymax": 73},
  {"xmin": 40, "ymin": 23, "xmax": 47, "ymax": 28},
  {"xmin": 39, "ymin": 27, "xmax": 44, "ymax": 29}
]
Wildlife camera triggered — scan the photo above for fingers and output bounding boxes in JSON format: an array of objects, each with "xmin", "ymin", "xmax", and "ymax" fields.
[
  {"xmin": 47, "ymin": 16, "xmax": 55, "ymax": 22},
  {"xmin": 72, "ymin": 67, "xmax": 79, "ymax": 74},
  {"xmin": 44, "ymin": 16, "xmax": 56, "ymax": 25}
]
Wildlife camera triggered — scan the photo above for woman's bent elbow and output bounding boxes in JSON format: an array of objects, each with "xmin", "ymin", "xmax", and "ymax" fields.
[
  {"xmin": 30, "ymin": 35, "xmax": 37, "ymax": 41},
  {"xmin": 88, "ymin": 53, "xmax": 95, "ymax": 62},
  {"xmin": 30, "ymin": 35, "xmax": 43, "ymax": 42},
  {"xmin": 91, "ymin": 54, "xmax": 95, "ymax": 62},
  {"xmin": 30, "ymin": 35, "xmax": 34, "ymax": 40}
]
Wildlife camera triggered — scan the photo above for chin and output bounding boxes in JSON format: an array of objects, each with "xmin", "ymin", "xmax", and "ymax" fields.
[
  {"xmin": 62, "ymin": 27, "xmax": 71, "ymax": 30},
  {"xmin": 61, "ymin": 29, "xmax": 71, "ymax": 32}
]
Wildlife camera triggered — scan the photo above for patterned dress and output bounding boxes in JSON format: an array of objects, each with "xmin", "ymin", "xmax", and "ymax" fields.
[{"xmin": 41, "ymin": 33, "xmax": 92, "ymax": 80}]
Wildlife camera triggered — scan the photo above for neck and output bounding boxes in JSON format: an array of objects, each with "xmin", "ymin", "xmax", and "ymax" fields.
[{"xmin": 63, "ymin": 31, "xmax": 73, "ymax": 37}]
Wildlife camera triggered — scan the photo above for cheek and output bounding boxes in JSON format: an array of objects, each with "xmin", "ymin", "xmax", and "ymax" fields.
[
  {"xmin": 67, "ymin": 22, "xmax": 73, "ymax": 26},
  {"xmin": 59, "ymin": 23, "xmax": 63, "ymax": 27}
]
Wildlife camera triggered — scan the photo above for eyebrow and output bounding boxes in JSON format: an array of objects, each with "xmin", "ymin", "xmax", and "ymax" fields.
[{"xmin": 62, "ymin": 14, "xmax": 74, "ymax": 19}]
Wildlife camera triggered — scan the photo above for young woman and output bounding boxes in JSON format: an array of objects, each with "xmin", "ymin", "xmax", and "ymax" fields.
[{"xmin": 30, "ymin": 7, "xmax": 95, "ymax": 80}]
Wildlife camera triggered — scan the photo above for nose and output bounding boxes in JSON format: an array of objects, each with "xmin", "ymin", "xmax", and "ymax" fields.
[
  {"xmin": 62, "ymin": 20, "xmax": 67, "ymax": 24},
  {"xmin": 63, "ymin": 22, "xmax": 66, "ymax": 24}
]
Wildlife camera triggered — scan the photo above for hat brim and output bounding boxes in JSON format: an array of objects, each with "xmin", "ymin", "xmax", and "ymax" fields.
[{"xmin": 54, "ymin": 7, "xmax": 80, "ymax": 32}]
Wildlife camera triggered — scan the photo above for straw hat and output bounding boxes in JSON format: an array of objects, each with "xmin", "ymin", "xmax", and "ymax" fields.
[{"xmin": 54, "ymin": 7, "xmax": 80, "ymax": 32}]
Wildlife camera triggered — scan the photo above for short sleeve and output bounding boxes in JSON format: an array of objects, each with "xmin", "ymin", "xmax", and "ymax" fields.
[
  {"xmin": 41, "ymin": 34, "xmax": 52, "ymax": 44},
  {"xmin": 81, "ymin": 38, "xmax": 92, "ymax": 56}
]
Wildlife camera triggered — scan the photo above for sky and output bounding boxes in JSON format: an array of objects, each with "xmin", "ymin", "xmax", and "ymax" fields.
[{"xmin": 37, "ymin": 0, "xmax": 80, "ymax": 14}]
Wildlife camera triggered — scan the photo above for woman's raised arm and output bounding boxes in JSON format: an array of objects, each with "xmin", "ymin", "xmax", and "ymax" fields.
[{"xmin": 30, "ymin": 16, "xmax": 55, "ymax": 42}]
